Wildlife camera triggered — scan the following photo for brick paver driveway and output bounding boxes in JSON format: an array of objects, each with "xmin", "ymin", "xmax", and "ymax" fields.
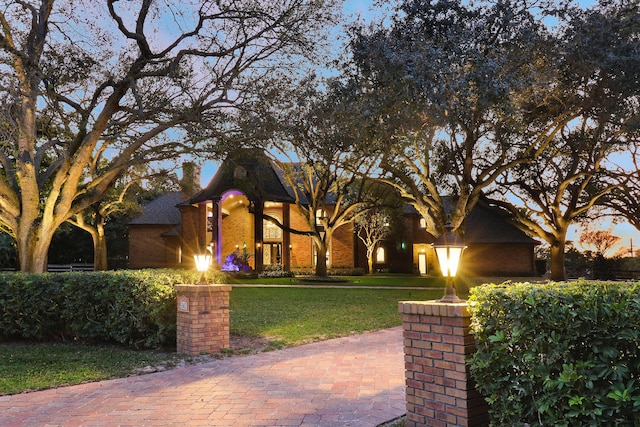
[{"xmin": 0, "ymin": 327, "xmax": 405, "ymax": 427}]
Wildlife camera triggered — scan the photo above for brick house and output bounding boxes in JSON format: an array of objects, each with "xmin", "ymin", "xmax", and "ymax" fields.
[{"xmin": 128, "ymin": 151, "xmax": 540, "ymax": 276}]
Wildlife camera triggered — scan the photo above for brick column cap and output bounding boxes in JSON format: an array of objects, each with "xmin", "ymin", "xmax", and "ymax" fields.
[
  {"xmin": 399, "ymin": 300, "xmax": 470, "ymax": 318},
  {"xmin": 175, "ymin": 284, "xmax": 232, "ymax": 294}
]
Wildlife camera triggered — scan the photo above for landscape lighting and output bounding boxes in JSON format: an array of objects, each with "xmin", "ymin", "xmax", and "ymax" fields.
[
  {"xmin": 194, "ymin": 253, "xmax": 212, "ymax": 285},
  {"xmin": 432, "ymin": 223, "xmax": 467, "ymax": 302}
]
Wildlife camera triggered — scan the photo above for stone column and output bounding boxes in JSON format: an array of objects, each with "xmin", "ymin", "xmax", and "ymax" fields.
[
  {"xmin": 398, "ymin": 301, "xmax": 489, "ymax": 427},
  {"xmin": 176, "ymin": 284, "xmax": 231, "ymax": 356}
]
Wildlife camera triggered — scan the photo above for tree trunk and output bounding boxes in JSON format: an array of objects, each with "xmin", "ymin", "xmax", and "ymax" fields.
[
  {"xmin": 549, "ymin": 240, "xmax": 567, "ymax": 281},
  {"xmin": 315, "ymin": 240, "xmax": 328, "ymax": 277},
  {"xmin": 93, "ymin": 223, "xmax": 108, "ymax": 271},
  {"xmin": 17, "ymin": 225, "xmax": 54, "ymax": 273},
  {"xmin": 366, "ymin": 246, "xmax": 374, "ymax": 274}
]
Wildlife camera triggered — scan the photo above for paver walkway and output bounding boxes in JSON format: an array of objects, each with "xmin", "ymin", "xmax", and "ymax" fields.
[{"xmin": 0, "ymin": 327, "xmax": 406, "ymax": 427}]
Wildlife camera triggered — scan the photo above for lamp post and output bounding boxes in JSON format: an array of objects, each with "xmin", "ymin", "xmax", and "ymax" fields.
[
  {"xmin": 432, "ymin": 222, "xmax": 467, "ymax": 302},
  {"xmin": 194, "ymin": 253, "xmax": 212, "ymax": 285}
]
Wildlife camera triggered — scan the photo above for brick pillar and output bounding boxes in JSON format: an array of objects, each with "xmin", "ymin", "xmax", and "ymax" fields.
[
  {"xmin": 176, "ymin": 284, "xmax": 231, "ymax": 356},
  {"xmin": 398, "ymin": 301, "xmax": 489, "ymax": 427}
]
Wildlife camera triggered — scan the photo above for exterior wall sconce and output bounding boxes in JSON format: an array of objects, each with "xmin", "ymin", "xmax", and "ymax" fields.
[
  {"xmin": 194, "ymin": 253, "xmax": 212, "ymax": 285},
  {"xmin": 256, "ymin": 242, "xmax": 262, "ymax": 248},
  {"xmin": 432, "ymin": 222, "xmax": 467, "ymax": 302}
]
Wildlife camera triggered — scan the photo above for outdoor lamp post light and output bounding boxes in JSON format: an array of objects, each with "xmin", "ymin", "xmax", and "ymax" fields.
[
  {"xmin": 194, "ymin": 253, "xmax": 212, "ymax": 285},
  {"xmin": 432, "ymin": 222, "xmax": 467, "ymax": 302}
]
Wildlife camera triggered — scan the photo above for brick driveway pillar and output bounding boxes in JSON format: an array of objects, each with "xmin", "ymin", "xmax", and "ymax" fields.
[
  {"xmin": 176, "ymin": 284, "xmax": 231, "ymax": 356},
  {"xmin": 398, "ymin": 300, "xmax": 489, "ymax": 427}
]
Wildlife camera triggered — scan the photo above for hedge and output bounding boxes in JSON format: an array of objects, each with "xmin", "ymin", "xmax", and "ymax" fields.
[
  {"xmin": 0, "ymin": 269, "xmax": 225, "ymax": 348},
  {"xmin": 468, "ymin": 280, "xmax": 640, "ymax": 426}
]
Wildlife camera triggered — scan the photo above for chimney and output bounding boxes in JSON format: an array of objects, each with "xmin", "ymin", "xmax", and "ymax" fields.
[{"xmin": 180, "ymin": 162, "xmax": 201, "ymax": 196}]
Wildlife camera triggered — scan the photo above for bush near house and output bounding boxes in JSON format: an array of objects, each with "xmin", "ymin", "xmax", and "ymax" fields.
[
  {"xmin": 468, "ymin": 280, "xmax": 640, "ymax": 426},
  {"xmin": 0, "ymin": 270, "xmax": 223, "ymax": 348}
]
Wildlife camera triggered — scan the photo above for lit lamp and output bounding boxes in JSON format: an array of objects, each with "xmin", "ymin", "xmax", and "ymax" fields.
[
  {"xmin": 194, "ymin": 253, "xmax": 212, "ymax": 285},
  {"xmin": 432, "ymin": 222, "xmax": 467, "ymax": 302}
]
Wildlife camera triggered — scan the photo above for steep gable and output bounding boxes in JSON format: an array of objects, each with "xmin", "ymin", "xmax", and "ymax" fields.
[{"xmin": 185, "ymin": 150, "xmax": 295, "ymax": 204}]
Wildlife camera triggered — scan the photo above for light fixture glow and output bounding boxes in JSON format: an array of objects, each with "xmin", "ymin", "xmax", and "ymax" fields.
[
  {"xmin": 194, "ymin": 253, "xmax": 212, "ymax": 285},
  {"xmin": 431, "ymin": 223, "xmax": 467, "ymax": 302}
]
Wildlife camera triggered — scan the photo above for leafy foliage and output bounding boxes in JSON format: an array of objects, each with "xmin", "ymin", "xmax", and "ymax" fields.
[
  {"xmin": 468, "ymin": 281, "xmax": 640, "ymax": 425},
  {"xmin": 0, "ymin": 269, "xmax": 225, "ymax": 348}
]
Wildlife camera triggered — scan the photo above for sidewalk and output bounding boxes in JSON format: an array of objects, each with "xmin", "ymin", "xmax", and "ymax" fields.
[{"xmin": 0, "ymin": 327, "xmax": 406, "ymax": 427}]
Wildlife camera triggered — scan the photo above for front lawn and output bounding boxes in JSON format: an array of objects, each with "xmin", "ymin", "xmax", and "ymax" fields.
[
  {"xmin": 225, "ymin": 274, "xmax": 447, "ymax": 288},
  {"xmin": 0, "ymin": 343, "xmax": 187, "ymax": 395},
  {"xmin": 0, "ymin": 282, "xmax": 443, "ymax": 395},
  {"xmin": 230, "ymin": 287, "xmax": 442, "ymax": 344}
]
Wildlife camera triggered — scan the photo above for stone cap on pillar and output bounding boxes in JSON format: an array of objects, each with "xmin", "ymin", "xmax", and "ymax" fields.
[
  {"xmin": 175, "ymin": 284, "xmax": 232, "ymax": 295},
  {"xmin": 398, "ymin": 300, "xmax": 470, "ymax": 317}
]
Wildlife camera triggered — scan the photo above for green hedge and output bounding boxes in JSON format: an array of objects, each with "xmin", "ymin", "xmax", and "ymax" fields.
[
  {"xmin": 468, "ymin": 280, "xmax": 640, "ymax": 426},
  {"xmin": 0, "ymin": 269, "xmax": 222, "ymax": 348}
]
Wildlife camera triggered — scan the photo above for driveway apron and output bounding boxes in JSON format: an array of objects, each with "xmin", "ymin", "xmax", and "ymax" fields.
[{"xmin": 0, "ymin": 327, "xmax": 405, "ymax": 427}]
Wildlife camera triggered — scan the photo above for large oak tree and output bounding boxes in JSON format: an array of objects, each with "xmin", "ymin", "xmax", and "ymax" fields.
[
  {"xmin": 486, "ymin": 0, "xmax": 640, "ymax": 281},
  {"xmin": 0, "ymin": 0, "xmax": 337, "ymax": 272},
  {"xmin": 346, "ymin": 0, "xmax": 556, "ymax": 237},
  {"xmin": 262, "ymin": 79, "xmax": 385, "ymax": 277}
]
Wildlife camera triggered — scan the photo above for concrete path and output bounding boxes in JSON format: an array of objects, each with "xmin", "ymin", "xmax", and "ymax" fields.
[{"xmin": 0, "ymin": 327, "xmax": 406, "ymax": 427}]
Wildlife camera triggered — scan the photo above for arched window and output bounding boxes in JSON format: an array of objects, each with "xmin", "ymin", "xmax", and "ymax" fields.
[
  {"xmin": 263, "ymin": 217, "xmax": 283, "ymax": 240},
  {"xmin": 419, "ymin": 218, "xmax": 427, "ymax": 229},
  {"xmin": 376, "ymin": 247, "xmax": 386, "ymax": 263}
]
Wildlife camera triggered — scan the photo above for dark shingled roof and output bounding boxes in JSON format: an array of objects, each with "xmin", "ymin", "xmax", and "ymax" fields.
[
  {"xmin": 403, "ymin": 198, "xmax": 537, "ymax": 244},
  {"xmin": 184, "ymin": 149, "xmax": 295, "ymax": 205},
  {"xmin": 128, "ymin": 192, "xmax": 184, "ymax": 225},
  {"xmin": 465, "ymin": 200, "xmax": 538, "ymax": 244}
]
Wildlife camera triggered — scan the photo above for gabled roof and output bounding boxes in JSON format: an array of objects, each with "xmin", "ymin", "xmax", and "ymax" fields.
[
  {"xmin": 184, "ymin": 149, "xmax": 295, "ymax": 205},
  {"xmin": 128, "ymin": 192, "xmax": 184, "ymax": 225},
  {"xmin": 464, "ymin": 200, "xmax": 538, "ymax": 244},
  {"xmin": 404, "ymin": 198, "xmax": 537, "ymax": 245}
]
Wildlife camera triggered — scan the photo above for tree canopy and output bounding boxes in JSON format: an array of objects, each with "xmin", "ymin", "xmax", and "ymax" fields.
[
  {"xmin": 339, "ymin": 0, "xmax": 640, "ymax": 280},
  {"xmin": 0, "ymin": 0, "xmax": 338, "ymax": 272},
  {"xmin": 345, "ymin": 0, "xmax": 556, "ymax": 236}
]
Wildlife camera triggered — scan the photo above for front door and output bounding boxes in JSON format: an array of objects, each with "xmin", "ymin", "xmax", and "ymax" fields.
[
  {"xmin": 263, "ymin": 243, "xmax": 282, "ymax": 266},
  {"xmin": 418, "ymin": 253, "xmax": 427, "ymax": 275}
]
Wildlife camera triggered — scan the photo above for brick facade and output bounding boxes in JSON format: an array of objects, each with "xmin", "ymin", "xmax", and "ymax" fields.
[
  {"xmin": 330, "ymin": 222, "xmax": 355, "ymax": 268},
  {"xmin": 176, "ymin": 284, "xmax": 231, "ymax": 356},
  {"xmin": 129, "ymin": 225, "xmax": 180, "ymax": 268},
  {"xmin": 463, "ymin": 243, "xmax": 535, "ymax": 276},
  {"xmin": 128, "ymin": 162, "xmax": 538, "ymax": 275},
  {"xmin": 398, "ymin": 301, "xmax": 489, "ymax": 427}
]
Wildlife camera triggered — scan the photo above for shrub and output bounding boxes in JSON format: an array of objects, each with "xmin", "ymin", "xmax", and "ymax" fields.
[
  {"xmin": 258, "ymin": 265, "xmax": 295, "ymax": 278},
  {"xmin": 0, "ymin": 269, "xmax": 209, "ymax": 348},
  {"xmin": 468, "ymin": 280, "xmax": 640, "ymax": 426}
]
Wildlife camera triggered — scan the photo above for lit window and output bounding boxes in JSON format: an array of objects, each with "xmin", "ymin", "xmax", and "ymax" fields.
[
  {"xmin": 419, "ymin": 218, "xmax": 427, "ymax": 229},
  {"xmin": 315, "ymin": 209, "xmax": 328, "ymax": 225},
  {"xmin": 376, "ymin": 247, "xmax": 386, "ymax": 263},
  {"xmin": 263, "ymin": 218, "xmax": 282, "ymax": 240}
]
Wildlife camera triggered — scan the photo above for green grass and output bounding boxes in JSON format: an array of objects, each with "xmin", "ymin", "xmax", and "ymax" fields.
[
  {"xmin": 0, "ymin": 275, "xmax": 445, "ymax": 395},
  {"xmin": 226, "ymin": 274, "xmax": 447, "ymax": 288},
  {"xmin": 0, "ymin": 343, "xmax": 185, "ymax": 395},
  {"xmin": 230, "ymin": 287, "xmax": 443, "ymax": 344}
]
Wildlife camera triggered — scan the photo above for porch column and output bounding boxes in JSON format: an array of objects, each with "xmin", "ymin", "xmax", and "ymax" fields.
[
  {"xmin": 213, "ymin": 200, "xmax": 222, "ymax": 266},
  {"xmin": 253, "ymin": 200, "xmax": 264, "ymax": 272},
  {"xmin": 283, "ymin": 204, "xmax": 291, "ymax": 270}
]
